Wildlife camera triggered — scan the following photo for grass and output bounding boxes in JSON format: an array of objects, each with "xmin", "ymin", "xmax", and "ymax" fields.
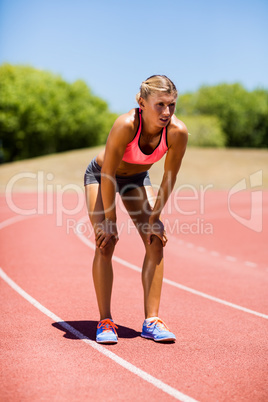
[{"xmin": 0, "ymin": 146, "xmax": 267, "ymax": 193}]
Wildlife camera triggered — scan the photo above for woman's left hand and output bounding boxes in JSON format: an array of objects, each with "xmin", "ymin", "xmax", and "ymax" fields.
[{"xmin": 147, "ymin": 218, "xmax": 168, "ymax": 247}]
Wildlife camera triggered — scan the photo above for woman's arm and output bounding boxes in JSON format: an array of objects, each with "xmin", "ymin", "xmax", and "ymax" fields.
[
  {"xmin": 101, "ymin": 114, "xmax": 134, "ymax": 220},
  {"xmin": 148, "ymin": 120, "xmax": 188, "ymax": 245},
  {"xmin": 95, "ymin": 113, "xmax": 135, "ymax": 248}
]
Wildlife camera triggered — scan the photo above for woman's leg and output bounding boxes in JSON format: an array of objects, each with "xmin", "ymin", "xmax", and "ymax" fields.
[
  {"xmin": 85, "ymin": 184, "xmax": 116, "ymax": 320},
  {"xmin": 121, "ymin": 186, "xmax": 164, "ymax": 319}
]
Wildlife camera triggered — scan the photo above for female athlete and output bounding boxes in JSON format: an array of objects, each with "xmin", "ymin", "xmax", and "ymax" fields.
[{"xmin": 84, "ymin": 75, "xmax": 188, "ymax": 343}]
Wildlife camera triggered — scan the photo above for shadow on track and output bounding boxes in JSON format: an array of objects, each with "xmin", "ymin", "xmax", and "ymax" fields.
[{"xmin": 52, "ymin": 321, "xmax": 140, "ymax": 341}]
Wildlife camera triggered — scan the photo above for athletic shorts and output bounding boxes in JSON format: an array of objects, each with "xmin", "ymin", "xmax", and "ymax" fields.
[{"xmin": 84, "ymin": 157, "xmax": 152, "ymax": 195}]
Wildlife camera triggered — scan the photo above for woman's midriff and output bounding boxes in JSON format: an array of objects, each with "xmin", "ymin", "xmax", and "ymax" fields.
[
  {"xmin": 115, "ymin": 160, "xmax": 153, "ymax": 176},
  {"xmin": 96, "ymin": 151, "xmax": 153, "ymax": 176}
]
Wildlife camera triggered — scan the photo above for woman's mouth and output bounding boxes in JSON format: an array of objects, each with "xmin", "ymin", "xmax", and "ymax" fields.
[{"xmin": 160, "ymin": 117, "xmax": 169, "ymax": 123}]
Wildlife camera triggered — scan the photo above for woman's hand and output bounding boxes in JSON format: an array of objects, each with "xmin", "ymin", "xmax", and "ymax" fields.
[
  {"xmin": 95, "ymin": 218, "xmax": 119, "ymax": 249},
  {"xmin": 147, "ymin": 217, "xmax": 168, "ymax": 247}
]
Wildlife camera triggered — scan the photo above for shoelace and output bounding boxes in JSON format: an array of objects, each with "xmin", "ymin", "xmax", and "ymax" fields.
[
  {"xmin": 97, "ymin": 319, "xmax": 118, "ymax": 333},
  {"xmin": 146, "ymin": 318, "xmax": 170, "ymax": 331}
]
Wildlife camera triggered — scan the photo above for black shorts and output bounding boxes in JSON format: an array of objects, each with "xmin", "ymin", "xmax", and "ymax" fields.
[{"xmin": 84, "ymin": 157, "xmax": 152, "ymax": 195}]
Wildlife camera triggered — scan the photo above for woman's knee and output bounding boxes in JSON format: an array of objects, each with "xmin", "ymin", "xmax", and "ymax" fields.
[
  {"xmin": 95, "ymin": 237, "xmax": 116, "ymax": 259},
  {"xmin": 145, "ymin": 236, "xmax": 163, "ymax": 263}
]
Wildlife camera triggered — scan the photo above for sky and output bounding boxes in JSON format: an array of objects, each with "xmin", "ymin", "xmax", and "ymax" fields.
[{"xmin": 0, "ymin": 0, "xmax": 267, "ymax": 113}]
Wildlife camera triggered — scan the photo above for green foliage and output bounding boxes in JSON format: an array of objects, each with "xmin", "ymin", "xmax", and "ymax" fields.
[
  {"xmin": 179, "ymin": 115, "xmax": 226, "ymax": 147},
  {"xmin": 177, "ymin": 83, "xmax": 268, "ymax": 148},
  {"xmin": 0, "ymin": 64, "xmax": 117, "ymax": 161},
  {"xmin": 1, "ymin": 64, "xmax": 266, "ymax": 161}
]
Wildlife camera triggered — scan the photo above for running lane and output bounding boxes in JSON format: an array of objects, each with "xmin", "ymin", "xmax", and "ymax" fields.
[{"xmin": 1, "ymin": 192, "xmax": 267, "ymax": 401}]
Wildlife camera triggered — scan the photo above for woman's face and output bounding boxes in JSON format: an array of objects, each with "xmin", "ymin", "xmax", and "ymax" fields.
[{"xmin": 140, "ymin": 93, "xmax": 177, "ymax": 128}]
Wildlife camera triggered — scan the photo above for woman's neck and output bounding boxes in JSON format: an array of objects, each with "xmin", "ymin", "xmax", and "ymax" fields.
[{"xmin": 141, "ymin": 114, "xmax": 162, "ymax": 137}]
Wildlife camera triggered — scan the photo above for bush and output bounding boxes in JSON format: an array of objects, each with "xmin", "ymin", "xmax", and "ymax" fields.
[
  {"xmin": 0, "ymin": 64, "xmax": 117, "ymax": 162},
  {"xmin": 178, "ymin": 114, "xmax": 226, "ymax": 147},
  {"xmin": 177, "ymin": 84, "xmax": 268, "ymax": 148}
]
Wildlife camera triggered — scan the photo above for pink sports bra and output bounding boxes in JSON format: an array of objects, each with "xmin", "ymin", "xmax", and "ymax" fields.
[{"xmin": 122, "ymin": 109, "xmax": 168, "ymax": 165}]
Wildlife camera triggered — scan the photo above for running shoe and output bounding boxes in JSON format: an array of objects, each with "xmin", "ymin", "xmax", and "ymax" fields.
[
  {"xmin": 141, "ymin": 318, "xmax": 176, "ymax": 342},
  {"xmin": 96, "ymin": 318, "xmax": 118, "ymax": 344}
]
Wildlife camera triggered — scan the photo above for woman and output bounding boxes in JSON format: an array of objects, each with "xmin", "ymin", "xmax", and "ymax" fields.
[{"xmin": 84, "ymin": 75, "xmax": 188, "ymax": 343}]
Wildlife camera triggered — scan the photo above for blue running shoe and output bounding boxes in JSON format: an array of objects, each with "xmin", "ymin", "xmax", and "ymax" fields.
[
  {"xmin": 96, "ymin": 319, "xmax": 118, "ymax": 344},
  {"xmin": 141, "ymin": 318, "xmax": 176, "ymax": 342}
]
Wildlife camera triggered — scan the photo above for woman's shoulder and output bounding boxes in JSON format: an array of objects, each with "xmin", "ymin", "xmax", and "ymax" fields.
[
  {"xmin": 167, "ymin": 115, "xmax": 189, "ymax": 146},
  {"xmin": 106, "ymin": 108, "xmax": 139, "ymax": 149},
  {"xmin": 112, "ymin": 108, "xmax": 139, "ymax": 132},
  {"xmin": 169, "ymin": 115, "xmax": 188, "ymax": 135}
]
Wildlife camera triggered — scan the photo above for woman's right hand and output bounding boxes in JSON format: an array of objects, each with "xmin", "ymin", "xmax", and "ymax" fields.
[
  {"xmin": 147, "ymin": 217, "xmax": 168, "ymax": 247},
  {"xmin": 95, "ymin": 218, "xmax": 119, "ymax": 249}
]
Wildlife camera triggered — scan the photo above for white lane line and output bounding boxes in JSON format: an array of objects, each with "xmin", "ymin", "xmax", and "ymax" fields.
[
  {"xmin": 0, "ymin": 214, "xmax": 36, "ymax": 230},
  {"xmin": 197, "ymin": 246, "xmax": 206, "ymax": 253},
  {"xmin": 245, "ymin": 261, "xmax": 257, "ymax": 268},
  {"xmin": 76, "ymin": 219, "xmax": 268, "ymax": 321},
  {"xmin": 210, "ymin": 251, "xmax": 220, "ymax": 257},
  {"xmin": 168, "ymin": 233, "xmax": 261, "ymax": 270},
  {"xmin": 0, "ymin": 267, "xmax": 198, "ymax": 402},
  {"xmin": 186, "ymin": 243, "xmax": 194, "ymax": 249},
  {"xmin": 225, "ymin": 256, "xmax": 237, "ymax": 262}
]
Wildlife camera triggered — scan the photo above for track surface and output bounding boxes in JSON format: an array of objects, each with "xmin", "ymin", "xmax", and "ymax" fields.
[{"xmin": 1, "ymin": 191, "xmax": 268, "ymax": 401}]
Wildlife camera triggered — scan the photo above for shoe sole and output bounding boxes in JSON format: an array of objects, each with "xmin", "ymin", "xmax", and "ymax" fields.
[
  {"xmin": 96, "ymin": 340, "xmax": 118, "ymax": 344},
  {"xmin": 141, "ymin": 334, "xmax": 176, "ymax": 342}
]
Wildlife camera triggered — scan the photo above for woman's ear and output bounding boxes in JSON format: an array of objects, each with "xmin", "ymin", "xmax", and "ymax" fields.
[{"xmin": 138, "ymin": 97, "xmax": 146, "ymax": 110}]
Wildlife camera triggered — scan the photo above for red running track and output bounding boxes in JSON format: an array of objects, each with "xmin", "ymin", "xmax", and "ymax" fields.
[{"xmin": 1, "ymin": 191, "xmax": 268, "ymax": 401}]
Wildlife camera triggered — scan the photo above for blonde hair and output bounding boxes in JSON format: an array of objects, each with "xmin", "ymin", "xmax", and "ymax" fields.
[{"xmin": 135, "ymin": 75, "xmax": 178, "ymax": 103}]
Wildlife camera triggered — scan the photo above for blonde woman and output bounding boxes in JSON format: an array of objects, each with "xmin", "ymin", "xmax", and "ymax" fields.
[{"xmin": 84, "ymin": 75, "xmax": 188, "ymax": 343}]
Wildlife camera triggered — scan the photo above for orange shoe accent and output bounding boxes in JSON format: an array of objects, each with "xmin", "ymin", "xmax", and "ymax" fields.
[
  {"xmin": 146, "ymin": 318, "xmax": 170, "ymax": 331},
  {"xmin": 97, "ymin": 319, "xmax": 118, "ymax": 334}
]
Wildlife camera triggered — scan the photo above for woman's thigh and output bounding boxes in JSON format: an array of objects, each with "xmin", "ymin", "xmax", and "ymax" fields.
[
  {"xmin": 85, "ymin": 183, "xmax": 105, "ymax": 227},
  {"xmin": 121, "ymin": 185, "xmax": 156, "ymax": 245}
]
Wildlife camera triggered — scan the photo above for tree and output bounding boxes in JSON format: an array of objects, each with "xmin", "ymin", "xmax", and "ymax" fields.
[
  {"xmin": 177, "ymin": 83, "xmax": 268, "ymax": 147},
  {"xmin": 0, "ymin": 64, "xmax": 117, "ymax": 161},
  {"xmin": 179, "ymin": 115, "xmax": 226, "ymax": 147}
]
